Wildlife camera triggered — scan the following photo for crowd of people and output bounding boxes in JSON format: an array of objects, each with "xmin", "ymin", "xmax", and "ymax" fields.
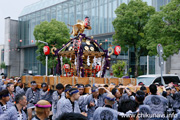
[{"xmin": 0, "ymin": 75, "xmax": 180, "ymax": 120}]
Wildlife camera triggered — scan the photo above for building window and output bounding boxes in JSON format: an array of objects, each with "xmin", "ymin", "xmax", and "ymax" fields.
[
  {"xmin": 24, "ymin": 47, "xmax": 45, "ymax": 75},
  {"xmin": 76, "ymin": 3, "xmax": 82, "ymax": 21},
  {"xmin": 57, "ymin": 5, "xmax": 62, "ymax": 21},
  {"xmin": 122, "ymin": 0, "xmax": 128, "ymax": 4},
  {"xmin": 91, "ymin": 1, "xmax": 96, "ymax": 35},
  {"xmin": 62, "ymin": 6, "xmax": 69, "ymax": 25},
  {"xmin": 46, "ymin": 8, "xmax": 51, "ymax": 22},
  {"xmin": 83, "ymin": 0, "xmax": 91, "ymax": 36},
  {"xmin": 108, "ymin": 1, "xmax": 112, "ymax": 32},
  {"xmin": 69, "ymin": 5, "xmax": 75, "ymax": 26},
  {"xmin": 36, "ymin": 12, "xmax": 41, "ymax": 25},
  {"xmin": 99, "ymin": 0, "xmax": 104, "ymax": 34},
  {"xmin": 91, "ymin": 0, "xmax": 99, "ymax": 35},
  {"xmin": 104, "ymin": 0, "xmax": 108, "ymax": 33},
  {"xmin": 51, "ymin": 6, "xmax": 57, "ymax": 19},
  {"xmin": 112, "ymin": 0, "xmax": 117, "ymax": 32},
  {"xmin": 142, "ymin": 0, "xmax": 152, "ymax": 6},
  {"xmin": 41, "ymin": 10, "xmax": 46, "ymax": 22}
]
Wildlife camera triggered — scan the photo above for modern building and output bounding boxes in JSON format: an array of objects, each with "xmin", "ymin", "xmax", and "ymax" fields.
[
  {"xmin": 4, "ymin": 17, "xmax": 21, "ymax": 77},
  {"xmin": 0, "ymin": 45, "xmax": 4, "ymax": 74},
  {"xmin": 4, "ymin": 0, "xmax": 177, "ymax": 77}
]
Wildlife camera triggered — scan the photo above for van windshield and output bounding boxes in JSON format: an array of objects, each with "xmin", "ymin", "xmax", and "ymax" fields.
[{"xmin": 137, "ymin": 77, "xmax": 156, "ymax": 86}]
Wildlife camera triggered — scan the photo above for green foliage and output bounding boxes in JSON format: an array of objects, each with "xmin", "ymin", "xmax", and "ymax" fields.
[
  {"xmin": 0, "ymin": 62, "xmax": 6, "ymax": 69},
  {"xmin": 63, "ymin": 57, "xmax": 71, "ymax": 66},
  {"xmin": 112, "ymin": 0, "xmax": 155, "ymax": 52},
  {"xmin": 138, "ymin": 66, "xmax": 143, "ymax": 76},
  {"xmin": 112, "ymin": 0, "xmax": 155, "ymax": 77},
  {"xmin": 112, "ymin": 60, "xmax": 127, "ymax": 78},
  {"xmin": 144, "ymin": 0, "xmax": 180, "ymax": 60},
  {"xmin": 34, "ymin": 19, "xmax": 70, "ymax": 70}
]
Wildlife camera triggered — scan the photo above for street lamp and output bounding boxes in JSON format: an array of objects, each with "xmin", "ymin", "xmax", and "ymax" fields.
[{"xmin": 38, "ymin": 40, "xmax": 49, "ymax": 76}]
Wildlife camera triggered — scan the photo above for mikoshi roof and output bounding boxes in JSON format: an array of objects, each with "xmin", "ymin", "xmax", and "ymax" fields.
[{"xmin": 58, "ymin": 36, "xmax": 105, "ymax": 59}]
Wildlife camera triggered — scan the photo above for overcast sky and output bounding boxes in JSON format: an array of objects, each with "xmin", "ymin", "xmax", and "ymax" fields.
[
  {"xmin": 0, "ymin": 0, "xmax": 40, "ymax": 45},
  {"xmin": 0, "ymin": 0, "xmax": 153, "ymax": 46}
]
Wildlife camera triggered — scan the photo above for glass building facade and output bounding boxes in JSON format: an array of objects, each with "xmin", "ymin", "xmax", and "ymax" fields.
[{"xmin": 18, "ymin": 0, "xmax": 171, "ymax": 76}]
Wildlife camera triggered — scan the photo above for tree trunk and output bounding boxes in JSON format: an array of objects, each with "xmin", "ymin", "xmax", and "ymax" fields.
[{"xmin": 134, "ymin": 47, "xmax": 139, "ymax": 77}]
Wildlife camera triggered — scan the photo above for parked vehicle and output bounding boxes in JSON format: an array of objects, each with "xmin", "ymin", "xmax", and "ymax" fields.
[{"xmin": 136, "ymin": 74, "xmax": 180, "ymax": 86}]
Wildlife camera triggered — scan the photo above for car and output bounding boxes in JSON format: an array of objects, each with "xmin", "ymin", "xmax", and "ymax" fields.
[{"xmin": 136, "ymin": 74, "xmax": 180, "ymax": 86}]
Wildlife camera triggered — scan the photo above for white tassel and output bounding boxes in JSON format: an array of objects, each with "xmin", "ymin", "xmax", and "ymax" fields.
[{"xmin": 87, "ymin": 56, "xmax": 90, "ymax": 66}]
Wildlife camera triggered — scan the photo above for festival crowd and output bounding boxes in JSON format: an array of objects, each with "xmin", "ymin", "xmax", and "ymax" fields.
[{"xmin": 0, "ymin": 75, "xmax": 180, "ymax": 120}]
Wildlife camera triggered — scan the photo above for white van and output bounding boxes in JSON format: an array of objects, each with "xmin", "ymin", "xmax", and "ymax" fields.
[{"xmin": 136, "ymin": 74, "xmax": 180, "ymax": 86}]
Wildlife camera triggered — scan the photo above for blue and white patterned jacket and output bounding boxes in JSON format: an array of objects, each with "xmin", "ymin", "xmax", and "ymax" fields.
[{"xmin": 0, "ymin": 105, "xmax": 27, "ymax": 120}]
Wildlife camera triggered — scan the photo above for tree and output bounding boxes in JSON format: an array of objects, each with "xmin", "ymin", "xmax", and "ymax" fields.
[
  {"xmin": 112, "ymin": 0, "xmax": 155, "ymax": 77},
  {"xmin": 112, "ymin": 60, "xmax": 128, "ymax": 78},
  {"xmin": 0, "ymin": 62, "xmax": 6, "ymax": 69},
  {"xmin": 0, "ymin": 62, "xmax": 6, "ymax": 73},
  {"xmin": 144, "ymin": 0, "xmax": 180, "ymax": 59},
  {"xmin": 63, "ymin": 57, "xmax": 71, "ymax": 66},
  {"xmin": 34, "ymin": 19, "xmax": 70, "ymax": 74}
]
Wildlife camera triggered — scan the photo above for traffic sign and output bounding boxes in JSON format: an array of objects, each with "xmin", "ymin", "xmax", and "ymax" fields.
[
  {"xmin": 157, "ymin": 44, "xmax": 163, "ymax": 55},
  {"xmin": 157, "ymin": 44, "xmax": 164, "ymax": 67}
]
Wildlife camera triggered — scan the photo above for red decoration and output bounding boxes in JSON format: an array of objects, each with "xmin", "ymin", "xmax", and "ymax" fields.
[
  {"xmin": 85, "ymin": 69, "xmax": 90, "ymax": 77},
  {"xmin": 95, "ymin": 65, "xmax": 101, "ymax": 72},
  {"xmin": 64, "ymin": 66, "xmax": 71, "ymax": 77},
  {"xmin": 31, "ymin": 40, "xmax": 34, "ymax": 43},
  {"xmin": 43, "ymin": 46, "xmax": 50, "ymax": 55},
  {"xmin": 8, "ymin": 39, "xmax": 11, "ymax": 42},
  {"xmin": 105, "ymin": 39, "xmax": 108, "ymax": 42},
  {"xmin": 92, "ymin": 69, "xmax": 97, "ymax": 77},
  {"xmin": 19, "ymin": 40, "xmax": 22, "ymax": 42},
  {"xmin": 65, "ymin": 69, "xmax": 70, "ymax": 77},
  {"xmin": 84, "ymin": 17, "xmax": 90, "ymax": 28},
  {"xmin": 114, "ymin": 46, "xmax": 121, "ymax": 55},
  {"xmin": 64, "ymin": 64, "xmax": 70, "ymax": 69}
]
